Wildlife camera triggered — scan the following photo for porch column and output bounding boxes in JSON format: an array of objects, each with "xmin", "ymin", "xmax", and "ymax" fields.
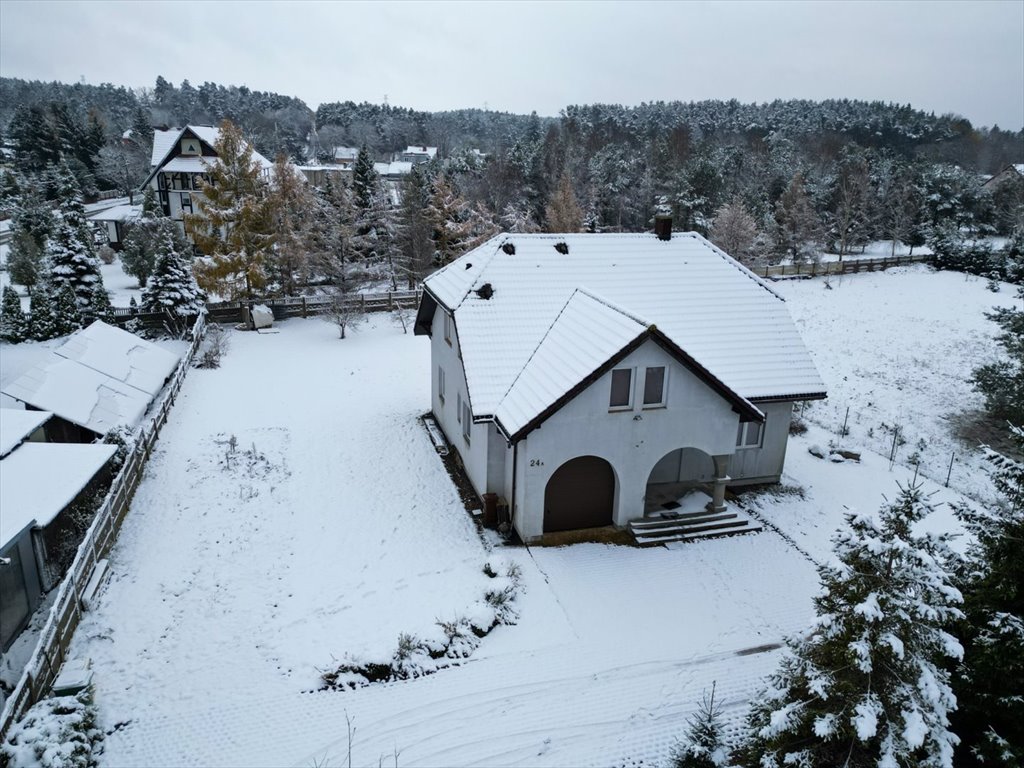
[{"xmin": 707, "ymin": 454, "xmax": 731, "ymax": 514}]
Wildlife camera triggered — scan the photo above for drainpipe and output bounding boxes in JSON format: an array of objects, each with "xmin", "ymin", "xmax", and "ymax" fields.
[{"xmin": 509, "ymin": 440, "xmax": 518, "ymax": 533}]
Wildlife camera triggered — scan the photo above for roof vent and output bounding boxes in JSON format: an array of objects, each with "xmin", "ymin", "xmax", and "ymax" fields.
[
  {"xmin": 501, "ymin": 242, "xmax": 515, "ymax": 255},
  {"xmin": 475, "ymin": 283, "xmax": 495, "ymax": 300},
  {"xmin": 554, "ymin": 242, "xmax": 569, "ymax": 255},
  {"xmin": 465, "ymin": 262, "xmax": 473, "ymax": 270}
]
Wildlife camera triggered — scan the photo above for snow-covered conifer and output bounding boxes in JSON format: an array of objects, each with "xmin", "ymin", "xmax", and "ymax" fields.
[
  {"xmin": 89, "ymin": 284, "xmax": 116, "ymax": 324},
  {"xmin": 45, "ymin": 212, "xmax": 106, "ymax": 314},
  {"xmin": 742, "ymin": 483, "xmax": 963, "ymax": 768},
  {"xmin": 671, "ymin": 682, "xmax": 729, "ymax": 768},
  {"xmin": 53, "ymin": 281, "xmax": 83, "ymax": 336},
  {"xmin": 28, "ymin": 284, "xmax": 59, "ymax": 341},
  {"xmin": 141, "ymin": 221, "xmax": 205, "ymax": 317},
  {"xmin": 950, "ymin": 425, "xmax": 1024, "ymax": 767},
  {"xmin": 0, "ymin": 286, "xmax": 28, "ymax": 343}
]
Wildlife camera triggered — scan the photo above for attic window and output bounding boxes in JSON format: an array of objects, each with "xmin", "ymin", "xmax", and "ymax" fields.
[
  {"xmin": 501, "ymin": 242, "xmax": 516, "ymax": 255},
  {"xmin": 475, "ymin": 283, "xmax": 494, "ymax": 300},
  {"xmin": 554, "ymin": 242, "xmax": 569, "ymax": 255}
]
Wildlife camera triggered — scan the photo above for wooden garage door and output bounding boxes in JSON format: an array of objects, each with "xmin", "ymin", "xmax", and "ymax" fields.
[{"xmin": 544, "ymin": 456, "xmax": 615, "ymax": 533}]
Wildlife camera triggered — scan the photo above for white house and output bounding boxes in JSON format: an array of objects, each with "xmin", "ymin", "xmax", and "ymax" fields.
[
  {"xmin": 141, "ymin": 125, "xmax": 273, "ymax": 233},
  {"xmin": 400, "ymin": 145, "xmax": 437, "ymax": 164},
  {"xmin": 414, "ymin": 226, "xmax": 826, "ymax": 543}
]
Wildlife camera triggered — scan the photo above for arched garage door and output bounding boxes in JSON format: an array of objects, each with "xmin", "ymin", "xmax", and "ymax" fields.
[{"xmin": 543, "ymin": 456, "xmax": 615, "ymax": 533}]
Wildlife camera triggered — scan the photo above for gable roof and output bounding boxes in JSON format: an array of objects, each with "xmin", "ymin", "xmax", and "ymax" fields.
[
  {"xmin": 56, "ymin": 321, "xmax": 180, "ymax": 398},
  {"xmin": 144, "ymin": 125, "xmax": 273, "ymax": 189},
  {"xmin": 422, "ymin": 233, "xmax": 826, "ymax": 428},
  {"xmin": 0, "ymin": 409, "xmax": 52, "ymax": 459}
]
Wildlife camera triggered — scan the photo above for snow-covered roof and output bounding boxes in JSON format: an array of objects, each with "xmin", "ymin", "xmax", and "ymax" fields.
[
  {"xmin": 56, "ymin": 321, "xmax": 181, "ymax": 398},
  {"xmin": 146, "ymin": 126, "xmax": 273, "ymax": 188},
  {"xmin": 0, "ymin": 442, "xmax": 116, "ymax": 543},
  {"xmin": 423, "ymin": 233, "xmax": 826, "ymax": 430},
  {"xmin": 1014, "ymin": 163, "xmax": 1024, "ymax": 175},
  {"xmin": 0, "ymin": 409, "xmax": 52, "ymax": 459},
  {"xmin": 151, "ymin": 129, "xmax": 178, "ymax": 167},
  {"xmin": 403, "ymin": 146, "xmax": 437, "ymax": 158},
  {"xmin": 333, "ymin": 146, "xmax": 359, "ymax": 160},
  {"xmin": 162, "ymin": 156, "xmax": 213, "ymax": 174},
  {"xmin": 86, "ymin": 204, "xmax": 143, "ymax": 224},
  {"xmin": 2, "ymin": 357, "xmax": 152, "ymax": 436},
  {"xmin": 373, "ymin": 161, "xmax": 413, "ymax": 176}
]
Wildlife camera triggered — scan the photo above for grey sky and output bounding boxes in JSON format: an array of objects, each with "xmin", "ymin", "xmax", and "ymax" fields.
[{"xmin": 1, "ymin": 0, "xmax": 1022, "ymax": 129}]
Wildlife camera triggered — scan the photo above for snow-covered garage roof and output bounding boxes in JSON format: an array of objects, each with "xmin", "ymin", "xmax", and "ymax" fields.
[
  {"xmin": 0, "ymin": 409, "xmax": 52, "ymax": 459},
  {"xmin": 420, "ymin": 233, "xmax": 826, "ymax": 434},
  {"xmin": 0, "ymin": 442, "xmax": 116, "ymax": 543},
  {"xmin": 57, "ymin": 321, "xmax": 180, "ymax": 398},
  {"xmin": 86, "ymin": 204, "xmax": 142, "ymax": 224}
]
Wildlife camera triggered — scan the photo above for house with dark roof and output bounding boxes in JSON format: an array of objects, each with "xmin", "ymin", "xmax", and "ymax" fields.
[{"xmin": 414, "ymin": 221, "xmax": 826, "ymax": 544}]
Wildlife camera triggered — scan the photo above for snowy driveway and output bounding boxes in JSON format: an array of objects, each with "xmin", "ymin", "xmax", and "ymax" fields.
[{"xmin": 69, "ymin": 317, "xmax": 819, "ymax": 767}]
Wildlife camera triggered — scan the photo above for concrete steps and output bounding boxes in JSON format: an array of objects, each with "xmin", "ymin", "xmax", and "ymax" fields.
[{"xmin": 629, "ymin": 507, "xmax": 762, "ymax": 546}]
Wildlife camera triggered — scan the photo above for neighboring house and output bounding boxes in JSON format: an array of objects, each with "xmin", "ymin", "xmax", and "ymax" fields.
[
  {"xmin": 982, "ymin": 163, "xmax": 1024, "ymax": 191},
  {"xmin": 400, "ymin": 145, "xmax": 437, "ymax": 164},
  {"xmin": 331, "ymin": 146, "xmax": 360, "ymax": 169},
  {"xmin": 373, "ymin": 160, "xmax": 414, "ymax": 179},
  {"xmin": 141, "ymin": 125, "xmax": 274, "ymax": 234},
  {"xmin": 87, "ymin": 203, "xmax": 143, "ymax": 251},
  {"xmin": 2, "ymin": 321, "xmax": 181, "ymax": 442},
  {"xmin": 414, "ymin": 224, "xmax": 826, "ymax": 543},
  {"xmin": 0, "ymin": 412, "xmax": 116, "ymax": 648},
  {"xmin": 295, "ymin": 164, "xmax": 351, "ymax": 187}
]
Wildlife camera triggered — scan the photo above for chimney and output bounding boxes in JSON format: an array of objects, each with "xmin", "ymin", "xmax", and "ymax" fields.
[{"xmin": 654, "ymin": 214, "xmax": 672, "ymax": 241}]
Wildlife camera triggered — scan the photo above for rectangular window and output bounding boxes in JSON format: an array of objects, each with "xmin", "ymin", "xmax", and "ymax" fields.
[
  {"xmin": 737, "ymin": 420, "xmax": 764, "ymax": 449},
  {"xmin": 462, "ymin": 401, "xmax": 472, "ymax": 443},
  {"xmin": 609, "ymin": 368, "xmax": 633, "ymax": 409},
  {"xmin": 438, "ymin": 366, "xmax": 445, "ymax": 404},
  {"xmin": 443, "ymin": 312, "xmax": 452, "ymax": 345},
  {"xmin": 456, "ymin": 392, "xmax": 462, "ymax": 423},
  {"xmin": 642, "ymin": 366, "xmax": 666, "ymax": 407}
]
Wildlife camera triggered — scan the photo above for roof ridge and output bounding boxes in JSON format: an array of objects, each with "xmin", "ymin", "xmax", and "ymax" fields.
[{"xmin": 444, "ymin": 234, "xmax": 506, "ymax": 310}]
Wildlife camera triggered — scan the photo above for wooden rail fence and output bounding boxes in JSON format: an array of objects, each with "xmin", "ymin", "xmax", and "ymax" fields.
[
  {"xmin": 0, "ymin": 315, "xmax": 207, "ymax": 741},
  {"xmin": 758, "ymin": 253, "xmax": 932, "ymax": 279}
]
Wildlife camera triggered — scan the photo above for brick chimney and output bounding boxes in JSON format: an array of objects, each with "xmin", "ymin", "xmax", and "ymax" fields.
[{"xmin": 654, "ymin": 214, "xmax": 672, "ymax": 241}]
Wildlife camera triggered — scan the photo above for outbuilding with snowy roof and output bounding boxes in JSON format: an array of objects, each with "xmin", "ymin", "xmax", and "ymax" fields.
[{"xmin": 414, "ymin": 225, "xmax": 826, "ymax": 543}]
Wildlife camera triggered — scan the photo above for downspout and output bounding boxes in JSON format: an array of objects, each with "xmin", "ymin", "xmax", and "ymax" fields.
[{"xmin": 510, "ymin": 439, "xmax": 518, "ymax": 534}]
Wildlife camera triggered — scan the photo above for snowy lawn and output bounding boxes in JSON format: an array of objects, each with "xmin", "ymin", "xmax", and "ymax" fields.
[
  {"xmin": 1, "ymin": 257, "xmax": 142, "ymax": 311},
  {"xmin": 775, "ymin": 265, "xmax": 1020, "ymax": 502},
  {"xmin": 67, "ymin": 316, "xmax": 822, "ymax": 767}
]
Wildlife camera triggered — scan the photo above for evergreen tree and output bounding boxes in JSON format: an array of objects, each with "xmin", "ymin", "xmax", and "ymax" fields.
[
  {"xmin": 0, "ymin": 286, "xmax": 28, "ymax": 343},
  {"xmin": 7, "ymin": 187, "xmax": 54, "ymax": 289},
  {"xmin": 971, "ymin": 286, "xmax": 1024, "ymax": 426},
  {"xmin": 352, "ymin": 183, "xmax": 400, "ymax": 288},
  {"xmin": 28, "ymin": 284, "xmax": 58, "ymax": 341},
  {"xmin": 45, "ymin": 212, "xmax": 105, "ymax": 314},
  {"xmin": 772, "ymin": 173, "xmax": 822, "ymax": 263},
  {"xmin": 120, "ymin": 187, "xmax": 165, "ymax": 288},
  {"xmin": 352, "ymin": 145, "xmax": 377, "ymax": 212},
  {"xmin": 187, "ymin": 120, "xmax": 276, "ymax": 300},
  {"xmin": 397, "ymin": 164, "xmax": 435, "ymax": 288},
  {"xmin": 306, "ymin": 174, "xmax": 353, "ymax": 285},
  {"xmin": 671, "ymin": 682, "xmax": 728, "ymax": 768},
  {"xmin": 89, "ymin": 284, "xmax": 116, "ymax": 324},
  {"xmin": 544, "ymin": 171, "xmax": 584, "ymax": 233},
  {"xmin": 741, "ymin": 484, "xmax": 963, "ymax": 768},
  {"xmin": 949, "ymin": 425, "xmax": 1024, "ymax": 767},
  {"xmin": 141, "ymin": 221, "xmax": 205, "ymax": 318},
  {"xmin": 53, "ymin": 281, "xmax": 83, "ymax": 336}
]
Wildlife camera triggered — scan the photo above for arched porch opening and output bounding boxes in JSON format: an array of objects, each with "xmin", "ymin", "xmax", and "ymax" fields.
[{"xmin": 543, "ymin": 455, "xmax": 616, "ymax": 533}]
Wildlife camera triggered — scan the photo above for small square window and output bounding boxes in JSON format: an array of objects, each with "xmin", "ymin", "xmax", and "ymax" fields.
[
  {"xmin": 609, "ymin": 368, "xmax": 633, "ymax": 409},
  {"xmin": 643, "ymin": 366, "xmax": 666, "ymax": 407},
  {"xmin": 737, "ymin": 420, "xmax": 764, "ymax": 449}
]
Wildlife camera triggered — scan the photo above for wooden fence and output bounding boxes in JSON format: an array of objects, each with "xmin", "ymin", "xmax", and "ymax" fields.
[
  {"xmin": 758, "ymin": 252, "xmax": 932, "ymax": 279},
  {"xmin": 0, "ymin": 315, "xmax": 207, "ymax": 741}
]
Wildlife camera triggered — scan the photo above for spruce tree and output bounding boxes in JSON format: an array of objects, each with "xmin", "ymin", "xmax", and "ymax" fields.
[
  {"xmin": 28, "ymin": 285, "xmax": 59, "ymax": 341},
  {"xmin": 53, "ymin": 281, "xmax": 83, "ymax": 336},
  {"xmin": 7, "ymin": 187, "xmax": 54, "ymax": 289},
  {"xmin": 351, "ymin": 145, "xmax": 377, "ymax": 212},
  {"xmin": 426, "ymin": 175, "xmax": 472, "ymax": 267},
  {"xmin": 671, "ymin": 682, "xmax": 728, "ymax": 768},
  {"xmin": 89, "ymin": 284, "xmax": 116, "ymax": 324},
  {"xmin": 742, "ymin": 484, "xmax": 963, "ymax": 768},
  {"xmin": 397, "ymin": 165, "xmax": 435, "ymax": 287},
  {"xmin": 142, "ymin": 221, "xmax": 205, "ymax": 318},
  {"xmin": 0, "ymin": 286, "xmax": 28, "ymax": 343},
  {"xmin": 971, "ymin": 286, "xmax": 1024, "ymax": 426},
  {"xmin": 949, "ymin": 425, "xmax": 1024, "ymax": 767},
  {"xmin": 45, "ymin": 213, "xmax": 105, "ymax": 314},
  {"xmin": 187, "ymin": 120, "xmax": 275, "ymax": 300}
]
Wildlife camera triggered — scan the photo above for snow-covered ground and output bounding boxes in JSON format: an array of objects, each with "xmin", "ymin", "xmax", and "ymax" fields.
[
  {"xmin": 7, "ymin": 263, "xmax": 1007, "ymax": 766},
  {"xmin": 1, "ymin": 258, "xmax": 142, "ymax": 312}
]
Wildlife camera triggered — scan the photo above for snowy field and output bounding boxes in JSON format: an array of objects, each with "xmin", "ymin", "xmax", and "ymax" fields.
[
  {"xmin": 5, "ymin": 263, "xmax": 1009, "ymax": 766},
  {"xmin": 0, "ymin": 257, "xmax": 142, "ymax": 312}
]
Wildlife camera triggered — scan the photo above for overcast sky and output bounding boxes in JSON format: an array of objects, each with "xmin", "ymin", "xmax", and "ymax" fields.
[{"xmin": 1, "ymin": 0, "xmax": 1022, "ymax": 129}]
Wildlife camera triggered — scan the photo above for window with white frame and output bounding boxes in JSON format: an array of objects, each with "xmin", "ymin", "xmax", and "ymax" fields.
[
  {"xmin": 462, "ymin": 401, "xmax": 472, "ymax": 443},
  {"xmin": 438, "ymin": 365, "xmax": 446, "ymax": 404},
  {"xmin": 642, "ymin": 366, "xmax": 667, "ymax": 407},
  {"xmin": 609, "ymin": 368, "xmax": 633, "ymax": 409},
  {"xmin": 736, "ymin": 420, "xmax": 764, "ymax": 449}
]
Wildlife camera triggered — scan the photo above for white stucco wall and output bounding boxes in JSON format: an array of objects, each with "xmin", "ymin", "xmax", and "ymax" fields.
[
  {"xmin": 511, "ymin": 340, "xmax": 741, "ymax": 542},
  {"xmin": 730, "ymin": 400, "xmax": 793, "ymax": 484}
]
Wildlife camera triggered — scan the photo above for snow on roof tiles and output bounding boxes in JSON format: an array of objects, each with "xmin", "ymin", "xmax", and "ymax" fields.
[
  {"xmin": 0, "ymin": 442, "xmax": 116, "ymax": 542},
  {"xmin": 86, "ymin": 204, "xmax": 142, "ymax": 223},
  {"xmin": 0, "ymin": 409, "xmax": 52, "ymax": 459},
  {"xmin": 494, "ymin": 290, "xmax": 648, "ymax": 437},
  {"xmin": 2, "ymin": 357, "xmax": 152, "ymax": 435},
  {"xmin": 56, "ymin": 321, "xmax": 181, "ymax": 398},
  {"xmin": 425, "ymin": 233, "xmax": 826, "ymax": 418},
  {"xmin": 151, "ymin": 129, "xmax": 178, "ymax": 167},
  {"xmin": 162, "ymin": 156, "xmax": 214, "ymax": 174},
  {"xmin": 403, "ymin": 146, "xmax": 437, "ymax": 158}
]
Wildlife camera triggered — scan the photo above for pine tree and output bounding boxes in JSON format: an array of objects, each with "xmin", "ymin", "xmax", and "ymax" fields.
[
  {"xmin": 141, "ymin": 221, "xmax": 205, "ymax": 318},
  {"xmin": 742, "ymin": 484, "xmax": 963, "ymax": 768},
  {"xmin": 544, "ymin": 172, "xmax": 583, "ymax": 233},
  {"xmin": 671, "ymin": 682, "xmax": 728, "ymax": 768},
  {"xmin": 53, "ymin": 281, "xmax": 83, "ymax": 336},
  {"xmin": 28, "ymin": 285, "xmax": 59, "ymax": 341},
  {"xmin": 0, "ymin": 286, "xmax": 28, "ymax": 343},
  {"xmin": 949, "ymin": 425, "xmax": 1024, "ymax": 767},
  {"xmin": 187, "ymin": 120, "xmax": 275, "ymax": 300}
]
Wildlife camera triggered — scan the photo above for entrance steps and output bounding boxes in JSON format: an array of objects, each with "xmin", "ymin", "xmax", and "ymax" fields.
[{"xmin": 628, "ymin": 506, "xmax": 762, "ymax": 546}]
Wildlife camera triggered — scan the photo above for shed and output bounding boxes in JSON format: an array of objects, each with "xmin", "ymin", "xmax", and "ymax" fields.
[{"xmin": 0, "ymin": 409, "xmax": 52, "ymax": 458}]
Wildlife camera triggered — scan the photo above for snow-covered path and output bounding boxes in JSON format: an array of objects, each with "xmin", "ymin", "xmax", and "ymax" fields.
[{"xmin": 70, "ymin": 317, "xmax": 818, "ymax": 767}]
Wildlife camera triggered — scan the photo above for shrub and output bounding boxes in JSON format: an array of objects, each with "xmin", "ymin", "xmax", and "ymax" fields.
[{"xmin": 0, "ymin": 690, "xmax": 103, "ymax": 768}]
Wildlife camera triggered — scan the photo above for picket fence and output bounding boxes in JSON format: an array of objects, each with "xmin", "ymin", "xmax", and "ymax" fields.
[{"xmin": 0, "ymin": 315, "xmax": 207, "ymax": 741}]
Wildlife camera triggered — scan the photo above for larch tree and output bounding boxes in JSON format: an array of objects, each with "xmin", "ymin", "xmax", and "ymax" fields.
[
  {"xmin": 772, "ymin": 172, "xmax": 822, "ymax": 263},
  {"xmin": 427, "ymin": 175, "xmax": 472, "ymax": 267},
  {"xmin": 544, "ymin": 171, "xmax": 584, "ymax": 233},
  {"xmin": 741, "ymin": 483, "xmax": 963, "ymax": 768},
  {"xmin": 141, "ymin": 220, "xmax": 205, "ymax": 321},
  {"xmin": 187, "ymin": 120, "xmax": 275, "ymax": 300},
  {"xmin": 267, "ymin": 154, "xmax": 313, "ymax": 295},
  {"xmin": 0, "ymin": 286, "xmax": 28, "ymax": 343},
  {"xmin": 949, "ymin": 424, "xmax": 1024, "ymax": 767}
]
